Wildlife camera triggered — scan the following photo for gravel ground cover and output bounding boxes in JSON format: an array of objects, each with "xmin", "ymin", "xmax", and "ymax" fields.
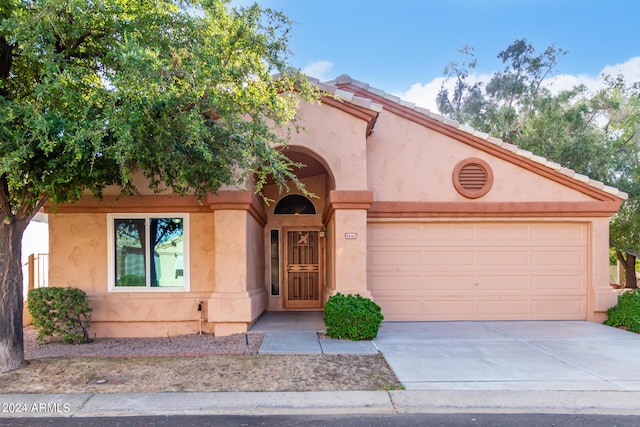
[{"xmin": 0, "ymin": 327, "xmax": 402, "ymax": 393}]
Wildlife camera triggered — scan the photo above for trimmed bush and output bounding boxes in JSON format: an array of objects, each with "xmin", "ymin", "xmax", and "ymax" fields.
[
  {"xmin": 604, "ymin": 290, "xmax": 640, "ymax": 333},
  {"xmin": 324, "ymin": 293, "xmax": 384, "ymax": 340},
  {"xmin": 27, "ymin": 287, "xmax": 93, "ymax": 344}
]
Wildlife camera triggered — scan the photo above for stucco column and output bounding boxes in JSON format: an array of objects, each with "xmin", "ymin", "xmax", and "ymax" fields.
[
  {"xmin": 331, "ymin": 209, "xmax": 372, "ymax": 298},
  {"xmin": 206, "ymin": 192, "xmax": 268, "ymax": 336},
  {"xmin": 589, "ymin": 217, "xmax": 618, "ymax": 322},
  {"xmin": 324, "ymin": 190, "xmax": 373, "ymax": 299}
]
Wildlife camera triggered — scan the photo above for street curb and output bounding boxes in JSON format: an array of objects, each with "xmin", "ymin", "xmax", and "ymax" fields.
[{"xmin": 4, "ymin": 390, "xmax": 640, "ymax": 417}]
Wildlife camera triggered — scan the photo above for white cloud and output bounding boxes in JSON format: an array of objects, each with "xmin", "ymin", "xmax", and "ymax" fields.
[
  {"xmin": 396, "ymin": 56, "xmax": 640, "ymax": 113},
  {"xmin": 398, "ymin": 78, "xmax": 446, "ymax": 113},
  {"xmin": 398, "ymin": 73, "xmax": 493, "ymax": 113},
  {"xmin": 602, "ymin": 57, "xmax": 640, "ymax": 82},
  {"xmin": 302, "ymin": 61, "xmax": 334, "ymax": 81}
]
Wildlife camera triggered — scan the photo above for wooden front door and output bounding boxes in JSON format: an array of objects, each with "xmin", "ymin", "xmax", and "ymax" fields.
[{"xmin": 284, "ymin": 229, "xmax": 322, "ymax": 309}]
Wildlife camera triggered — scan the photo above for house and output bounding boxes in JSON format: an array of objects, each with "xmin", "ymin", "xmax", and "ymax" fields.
[{"xmin": 46, "ymin": 75, "xmax": 627, "ymax": 337}]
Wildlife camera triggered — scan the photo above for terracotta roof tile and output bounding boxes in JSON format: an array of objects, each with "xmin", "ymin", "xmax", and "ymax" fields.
[
  {"xmin": 546, "ymin": 161, "xmax": 562, "ymax": 171},
  {"xmin": 325, "ymin": 74, "xmax": 628, "ymax": 200},
  {"xmin": 472, "ymin": 130, "xmax": 491, "ymax": 140},
  {"xmin": 516, "ymin": 148, "xmax": 534, "ymax": 159},
  {"xmin": 333, "ymin": 89, "xmax": 354, "ymax": 102},
  {"xmin": 308, "ymin": 77, "xmax": 383, "ymax": 113},
  {"xmin": 531, "ymin": 155, "xmax": 548, "ymax": 165}
]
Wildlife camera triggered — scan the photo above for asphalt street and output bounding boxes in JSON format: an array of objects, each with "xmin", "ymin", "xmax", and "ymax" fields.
[{"xmin": 1, "ymin": 413, "xmax": 640, "ymax": 427}]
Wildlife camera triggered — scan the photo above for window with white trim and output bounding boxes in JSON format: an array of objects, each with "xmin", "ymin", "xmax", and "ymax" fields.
[{"xmin": 107, "ymin": 214, "xmax": 189, "ymax": 291}]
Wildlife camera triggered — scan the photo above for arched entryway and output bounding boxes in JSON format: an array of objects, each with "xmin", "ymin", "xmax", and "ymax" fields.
[{"xmin": 261, "ymin": 148, "xmax": 334, "ymax": 311}]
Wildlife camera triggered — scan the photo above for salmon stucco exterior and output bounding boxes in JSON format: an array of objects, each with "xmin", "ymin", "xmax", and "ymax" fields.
[{"xmin": 46, "ymin": 75, "xmax": 627, "ymax": 337}]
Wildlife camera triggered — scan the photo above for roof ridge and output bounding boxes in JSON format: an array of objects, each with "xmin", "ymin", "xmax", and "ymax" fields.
[
  {"xmin": 306, "ymin": 76, "xmax": 383, "ymax": 113},
  {"xmin": 326, "ymin": 74, "xmax": 628, "ymax": 200}
]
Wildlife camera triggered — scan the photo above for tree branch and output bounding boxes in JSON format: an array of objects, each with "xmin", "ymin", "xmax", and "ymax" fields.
[
  {"xmin": 0, "ymin": 36, "xmax": 14, "ymax": 97},
  {"xmin": 24, "ymin": 195, "xmax": 49, "ymax": 224},
  {"xmin": 0, "ymin": 174, "xmax": 13, "ymax": 219}
]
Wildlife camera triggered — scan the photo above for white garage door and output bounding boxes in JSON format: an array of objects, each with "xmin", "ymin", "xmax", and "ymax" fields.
[{"xmin": 368, "ymin": 222, "xmax": 588, "ymax": 321}]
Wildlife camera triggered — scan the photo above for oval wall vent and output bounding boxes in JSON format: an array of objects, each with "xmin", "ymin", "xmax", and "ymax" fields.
[{"xmin": 453, "ymin": 158, "xmax": 493, "ymax": 199}]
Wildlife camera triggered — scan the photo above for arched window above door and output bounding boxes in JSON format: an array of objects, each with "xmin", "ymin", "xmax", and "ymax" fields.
[{"xmin": 274, "ymin": 194, "xmax": 316, "ymax": 215}]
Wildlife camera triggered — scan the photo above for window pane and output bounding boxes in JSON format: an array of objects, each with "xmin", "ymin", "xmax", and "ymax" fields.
[
  {"xmin": 270, "ymin": 229, "xmax": 280, "ymax": 296},
  {"xmin": 150, "ymin": 218, "xmax": 184, "ymax": 287},
  {"xmin": 274, "ymin": 194, "xmax": 316, "ymax": 215},
  {"xmin": 115, "ymin": 219, "xmax": 146, "ymax": 287}
]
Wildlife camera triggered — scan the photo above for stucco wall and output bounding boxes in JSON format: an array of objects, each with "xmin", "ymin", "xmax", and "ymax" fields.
[
  {"xmin": 367, "ymin": 110, "xmax": 594, "ymax": 203},
  {"xmin": 48, "ymin": 211, "xmax": 216, "ymax": 337},
  {"xmin": 246, "ymin": 214, "xmax": 265, "ymax": 292},
  {"xmin": 590, "ymin": 216, "xmax": 618, "ymax": 321},
  {"xmin": 287, "ymin": 101, "xmax": 368, "ymax": 190},
  {"xmin": 49, "ymin": 213, "xmax": 107, "ymax": 291}
]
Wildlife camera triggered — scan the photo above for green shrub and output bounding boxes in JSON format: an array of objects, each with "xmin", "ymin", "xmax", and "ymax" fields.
[
  {"xmin": 604, "ymin": 290, "xmax": 640, "ymax": 333},
  {"xmin": 324, "ymin": 293, "xmax": 384, "ymax": 340},
  {"xmin": 27, "ymin": 287, "xmax": 93, "ymax": 344}
]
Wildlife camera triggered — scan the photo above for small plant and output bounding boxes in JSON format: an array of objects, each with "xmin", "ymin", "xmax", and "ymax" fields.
[
  {"xmin": 604, "ymin": 290, "xmax": 640, "ymax": 333},
  {"xmin": 324, "ymin": 293, "xmax": 384, "ymax": 340},
  {"xmin": 27, "ymin": 287, "xmax": 93, "ymax": 344}
]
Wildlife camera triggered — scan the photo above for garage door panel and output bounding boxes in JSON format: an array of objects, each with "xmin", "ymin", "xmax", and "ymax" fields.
[
  {"xmin": 478, "ymin": 250, "xmax": 528, "ymax": 266},
  {"xmin": 531, "ymin": 298, "xmax": 585, "ymax": 318},
  {"xmin": 369, "ymin": 224, "xmax": 421, "ymax": 243},
  {"xmin": 426, "ymin": 276, "xmax": 474, "ymax": 291},
  {"xmin": 424, "ymin": 299, "xmax": 475, "ymax": 317},
  {"xmin": 368, "ymin": 222, "xmax": 588, "ymax": 321},
  {"xmin": 477, "ymin": 276, "xmax": 529, "ymax": 291},
  {"xmin": 377, "ymin": 299, "xmax": 422, "ymax": 320},
  {"xmin": 425, "ymin": 251, "xmax": 474, "ymax": 266},
  {"xmin": 478, "ymin": 300, "xmax": 529, "ymax": 316},
  {"xmin": 369, "ymin": 274, "xmax": 420, "ymax": 291},
  {"xmin": 369, "ymin": 250, "xmax": 422, "ymax": 271},
  {"xmin": 531, "ymin": 223, "xmax": 586, "ymax": 244},
  {"xmin": 478, "ymin": 224, "xmax": 528, "ymax": 243},
  {"xmin": 532, "ymin": 275, "xmax": 586, "ymax": 293},
  {"xmin": 424, "ymin": 225, "xmax": 475, "ymax": 242},
  {"xmin": 532, "ymin": 250, "xmax": 584, "ymax": 267}
]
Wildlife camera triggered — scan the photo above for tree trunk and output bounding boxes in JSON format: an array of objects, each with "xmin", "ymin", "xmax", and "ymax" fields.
[
  {"xmin": 0, "ymin": 220, "xmax": 28, "ymax": 372},
  {"xmin": 625, "ymin": 253, "xmax": 638, "ymax": 289}
]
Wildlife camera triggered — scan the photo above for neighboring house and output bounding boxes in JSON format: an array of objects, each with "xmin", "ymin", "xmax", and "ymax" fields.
[
  {"xmin": 22, "ymin": 212, "xmax": 49, "ymax": 297},
  {"xmin": 46, "ymin": 75, "xmax": 627, "ymax": 338}
]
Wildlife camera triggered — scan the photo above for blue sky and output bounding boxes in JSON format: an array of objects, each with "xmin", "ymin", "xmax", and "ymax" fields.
[{"xmin": 235, "ymin": 0, "xmax": 640, "ymax": 110}]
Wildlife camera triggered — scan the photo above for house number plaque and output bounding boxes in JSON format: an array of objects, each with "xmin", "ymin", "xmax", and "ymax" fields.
[{"xmin": 345, "ymin": 233, "xmax": 357, "ymax": 239}]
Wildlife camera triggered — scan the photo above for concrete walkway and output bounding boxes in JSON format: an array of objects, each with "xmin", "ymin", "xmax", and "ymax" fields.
[
  {"xmin": 258, "ymin": 331, "xmax": 378, "ymax": 355},
  {"xmin": 251, "ymin": 311, "xmax": 378, "ymax": 355},
  {"xmin": 374, "ymin": 321, "xmax": 640, "ymax": 391}
]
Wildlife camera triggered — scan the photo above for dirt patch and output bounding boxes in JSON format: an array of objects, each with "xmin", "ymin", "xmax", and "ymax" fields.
[{"xmin": 0, "ymin": 328, "xmax": 402, "ymax": 393}]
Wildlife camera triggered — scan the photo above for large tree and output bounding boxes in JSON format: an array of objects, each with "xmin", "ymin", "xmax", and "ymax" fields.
[
  {"xmin": 437, "ymin": 39, "xmax": 567, "ymax": 144},
  {"xmin": 0, "ymin": 0, "xmax": 315, "ymax": 372},
  {"xmin": 607, "ymin": 78, "xmax": 640, "ymax": 287}
]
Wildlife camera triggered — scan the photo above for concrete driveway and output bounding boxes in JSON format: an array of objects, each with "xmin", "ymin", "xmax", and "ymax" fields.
[{"xmin": 373, "ymin": 321, "xmax": 640, "ymax": 391}]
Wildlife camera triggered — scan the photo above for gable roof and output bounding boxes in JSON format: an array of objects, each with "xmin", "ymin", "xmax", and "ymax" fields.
[
  {"xmin": 307, "ymin": 76, "xmax": 382, "ymax": 136},
  {"xmin": 317, "ymin": 74, "xmax": 627, "ymax": 203}
]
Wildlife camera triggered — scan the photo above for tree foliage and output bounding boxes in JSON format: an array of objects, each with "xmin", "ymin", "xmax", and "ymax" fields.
[
  {"xmin": 1, "ymin": 0, "xmax": 315, "ymax": 218},
  {"xmin": 437, "ymin": 39, "xmax": 567, "ymax": 144},
  {"xmin": 0, "ymin": 0, "xmax": 316, "ymax": 371},
  {"xmin": 437, "ymin": 39, "xmax": 640, "ymax": 287}
]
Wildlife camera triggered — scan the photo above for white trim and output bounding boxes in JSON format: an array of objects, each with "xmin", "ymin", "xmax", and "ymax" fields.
[{"xmin": 107, "ymin": 213, "xmax": 190, "ymax": 293}]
